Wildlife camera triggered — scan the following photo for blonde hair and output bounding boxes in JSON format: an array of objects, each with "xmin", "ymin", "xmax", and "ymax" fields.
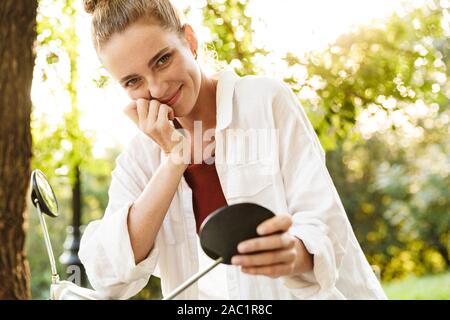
[{"xmin": 83, "ymin": 0, "xmax": 185, "ymax": 51}]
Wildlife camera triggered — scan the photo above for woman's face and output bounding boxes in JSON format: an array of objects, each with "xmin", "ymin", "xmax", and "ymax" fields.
[{"xmin": 99, "ymin": 20, "xmax": 201, "ymax": 117}]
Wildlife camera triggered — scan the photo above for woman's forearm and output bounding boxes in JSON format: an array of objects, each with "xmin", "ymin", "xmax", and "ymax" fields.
[{"xmin": 127, "ymin": 157, "xmax": 188, "ymax": 264}]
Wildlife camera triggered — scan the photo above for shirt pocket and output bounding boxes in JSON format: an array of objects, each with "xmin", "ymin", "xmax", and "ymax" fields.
[{"xmin": 225, "ymin": 159, "xmax": 277, "ymax": 200}]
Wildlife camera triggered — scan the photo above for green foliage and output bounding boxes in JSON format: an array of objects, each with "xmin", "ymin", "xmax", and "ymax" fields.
[
  {"xmin": 33, "ymin": 0, "xmax": 94, "ymax": 184},
  {"xmin": 202, "ymin": 0, "xmax": 268, "ymax": 76},
  {"xmin": 288, "ymin": 1, "xmax": 449, "ymax": 150},
  {"xmin": 319, "ymin": 1, "xmax": 449, "ymax": 281},
  {"xmin": 81, "ymin": 148, "xmax": 120, "ymax": 223},
  {"xmin": 29, "ymin": 0, "xmax": 97, "ymax": 298},
  {"xmin": 383, "ymin": 270, "xmax": 450, "ymax": 300}
]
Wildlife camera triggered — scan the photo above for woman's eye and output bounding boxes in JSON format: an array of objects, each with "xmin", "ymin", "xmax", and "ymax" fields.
[
  {"xmin": 125, "ymin": 78, "xmax": 139, "ymax": 88},
  {"xmin": 156, "ymin": 53, "xmax": 171, "ymax": 67}
]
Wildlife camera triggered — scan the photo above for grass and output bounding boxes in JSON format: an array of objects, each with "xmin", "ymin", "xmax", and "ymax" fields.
[{"xmin": 382, "ymin": 271, "xmax": 450, "ymax": 300}]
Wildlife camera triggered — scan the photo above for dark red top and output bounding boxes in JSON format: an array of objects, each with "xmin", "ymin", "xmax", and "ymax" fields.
[
  {"xmin": 184, "ymin": 159, "xmax": 228, "ymax": 233},
  {"xmin": 173, "ymin": 119, "xmax": 228, "ymax": 233}
]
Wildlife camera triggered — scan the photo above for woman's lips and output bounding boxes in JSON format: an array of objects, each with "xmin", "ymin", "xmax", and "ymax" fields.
[{"xmin": 162, "ymin": 85, "xmax": 182, "ymax": 106}]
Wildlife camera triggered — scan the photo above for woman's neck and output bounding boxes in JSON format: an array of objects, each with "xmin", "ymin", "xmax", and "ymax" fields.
[{"xmin": 176, "ymin": 71, "xmax": 218, "ymax": 132}]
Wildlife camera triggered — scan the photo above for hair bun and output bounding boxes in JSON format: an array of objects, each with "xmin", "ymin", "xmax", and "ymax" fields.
[{"xmin": 84, "ymin": 0, "xmax": 100, "ymax": 14}]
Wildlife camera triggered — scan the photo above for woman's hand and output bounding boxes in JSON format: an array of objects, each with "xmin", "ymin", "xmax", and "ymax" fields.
[
  {"xmin": 231, "ymin": 215, "xmax": 314, "ymax": 278},
  {"xmin": 124, "ymin": 98, "xmax": 187, "ymax": 157}
]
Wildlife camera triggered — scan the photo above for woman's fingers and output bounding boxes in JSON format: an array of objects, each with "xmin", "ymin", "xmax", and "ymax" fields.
[
  {"xmin": 126, "ymin": 99, "xmax": 174, "ymax": 128},
  {"xmin": 123, "ymin": 98, "xmax": 184, "ymax": 156},
  {"xmin": 241, "ymin": 263, "xmax": 295, "ymax": 278},
  {"xmin": 133, "ymin": 99, "xmax": 172, "ymax": 131},
  {"xmin": 232, "ymin": 234, "xmax": 303, "ymax": 278},
  {"xmin": 136, "ymin": 98, "xmax": 149, "ymax": 120},
  {"xmin": 123, "ymin": 101, "xmax": 139, "ymax": 125},
  {"xmin": 256, "ymin": 215, "xmax": 292, "ymax": 236},
  {"xmin": 237, "ymin": 232, "xmax": 296, "ymax": 254},
  {"xmin": 232, "ymin": 247, "xmax": 296, "ymax": 267},
  {"xmin": 156, "ymin": 104, "xmax": 174, "ymax": 128},
  {"xmin": 148, "ymin": 99, "xmax": 159, "ymax": 123},
  {"xmin": 136, "ymin": 100, "xmax": 150, "ymax": 130}
]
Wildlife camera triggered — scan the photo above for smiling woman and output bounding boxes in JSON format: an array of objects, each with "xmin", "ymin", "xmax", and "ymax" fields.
[
  {"xmin": 98, "ymin": 21, "xmax": 204, "ymax": 118},
  {"xmin": 78, "ymin": 0, "xmax": 387, "ymax": 300}
]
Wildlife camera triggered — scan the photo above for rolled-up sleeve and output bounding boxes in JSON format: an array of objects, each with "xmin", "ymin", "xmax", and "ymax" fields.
[
  {"xmin": 272, "ymin": 81, "xmax": 349, "ymax": 299},
  {"xmin": 79, "ymin": 148, "xmax": 159, "ymax": 299}
]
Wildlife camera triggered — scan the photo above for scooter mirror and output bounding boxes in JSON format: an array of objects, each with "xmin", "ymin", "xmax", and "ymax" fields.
[
  {"xmin": 163, "ymin": 202, "xmax": 275, "ymax": 300},
  {"xmin": 199, "ymin": 202, "xmax": 275, "ymax": 264},
  {"xmin": 31, "ymin": 169, "xmax": 59, "ymax": 217}
]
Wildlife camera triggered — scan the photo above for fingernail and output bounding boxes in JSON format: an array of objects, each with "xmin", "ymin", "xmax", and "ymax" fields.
[{"xmin": 231, "ymin": 257, "xmax": 240, "ymax": 265}]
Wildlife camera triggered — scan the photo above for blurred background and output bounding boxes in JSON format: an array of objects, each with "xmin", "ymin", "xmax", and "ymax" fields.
[{"xmin": 0, "ymin": 0, "xmax": 448, "ymax": 299}]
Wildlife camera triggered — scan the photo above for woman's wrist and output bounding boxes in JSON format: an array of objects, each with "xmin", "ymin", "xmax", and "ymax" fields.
[
  {"xmin": 161, "ymin": 135, "xmax": 191, "ymax": 168},
  {"xmin": 162, "ymin": 151, "xmax": 189, "ymax": 171},
  {"xmin": 293, "ymin": 237, "xmax": 314, "ymax": 275}
]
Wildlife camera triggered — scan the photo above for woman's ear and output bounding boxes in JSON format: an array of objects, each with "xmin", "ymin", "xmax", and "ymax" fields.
[{"xmin": 182, "ymin": 23, "xmax": 198, "ymax": 58}]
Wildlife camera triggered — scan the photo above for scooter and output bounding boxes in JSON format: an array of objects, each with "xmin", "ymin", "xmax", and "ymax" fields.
[{"xmin": 30, "ymin": 169, "xmax": 274, "ymax": 300}]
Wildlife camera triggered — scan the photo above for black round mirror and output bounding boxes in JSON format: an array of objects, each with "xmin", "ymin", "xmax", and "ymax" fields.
[
  {"xmin": 199, "ymin": 202, "xmax": 275, "ymax": 264},
  {"xmin": 31, "ymin": 169, "xmax": 59, "ymax": 217}
]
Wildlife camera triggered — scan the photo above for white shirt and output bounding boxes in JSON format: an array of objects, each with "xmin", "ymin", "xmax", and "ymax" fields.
[{"xmin": 79, "ymin": 69, "xmax": 387, "ymax": 300}]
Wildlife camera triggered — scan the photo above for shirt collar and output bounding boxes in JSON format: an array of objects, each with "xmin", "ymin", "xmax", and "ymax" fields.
[{"xmin": 215, "ymin": 68, "xmax": 240, "ymax": 131}]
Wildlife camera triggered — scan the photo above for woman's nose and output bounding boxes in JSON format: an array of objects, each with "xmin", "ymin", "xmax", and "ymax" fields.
[{"xmin": 146, "ymin": 78, "xmax": 169, "ymax": 101}]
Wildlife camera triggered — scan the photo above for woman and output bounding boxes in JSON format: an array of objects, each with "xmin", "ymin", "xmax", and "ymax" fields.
[{"xmin": 79, "ymin": 0, "xmax": 386, "ymax": 300}]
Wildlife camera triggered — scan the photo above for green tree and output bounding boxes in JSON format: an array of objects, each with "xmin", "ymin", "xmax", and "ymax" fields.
[
  {"xmin": 291, "ymin": 1, "xmax": 450, "ymax": 280},
  {"xmin": 202, "ymin": 0, "xmax": 267, "ymax": 76},
  {"xmin": 287, "ymin": 1, "xmax": 448, "ymax": 150}
]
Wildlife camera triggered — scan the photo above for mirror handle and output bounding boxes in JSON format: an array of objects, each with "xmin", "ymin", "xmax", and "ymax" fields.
[
  {"xmin": 35, "ymin": 200, "xmax": 60, "ymax": 283},
  {"xmin": 163, "ymin": 257, "xmax": 224, "ymax": 300}
]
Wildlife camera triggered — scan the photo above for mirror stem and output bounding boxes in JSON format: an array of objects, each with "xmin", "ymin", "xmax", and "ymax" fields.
[
  {"xmin": 163, "ymin": 257, "xmax": 223, "ymax": 300},
  {"xmin": 36, "ymin": 201, "xmax": 60, "ymax": 284}
]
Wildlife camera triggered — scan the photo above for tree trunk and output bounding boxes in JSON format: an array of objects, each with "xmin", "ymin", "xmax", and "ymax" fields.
[{"xmin": 0, "ymin": 0, "xmax": 37, "ymax": 299}]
